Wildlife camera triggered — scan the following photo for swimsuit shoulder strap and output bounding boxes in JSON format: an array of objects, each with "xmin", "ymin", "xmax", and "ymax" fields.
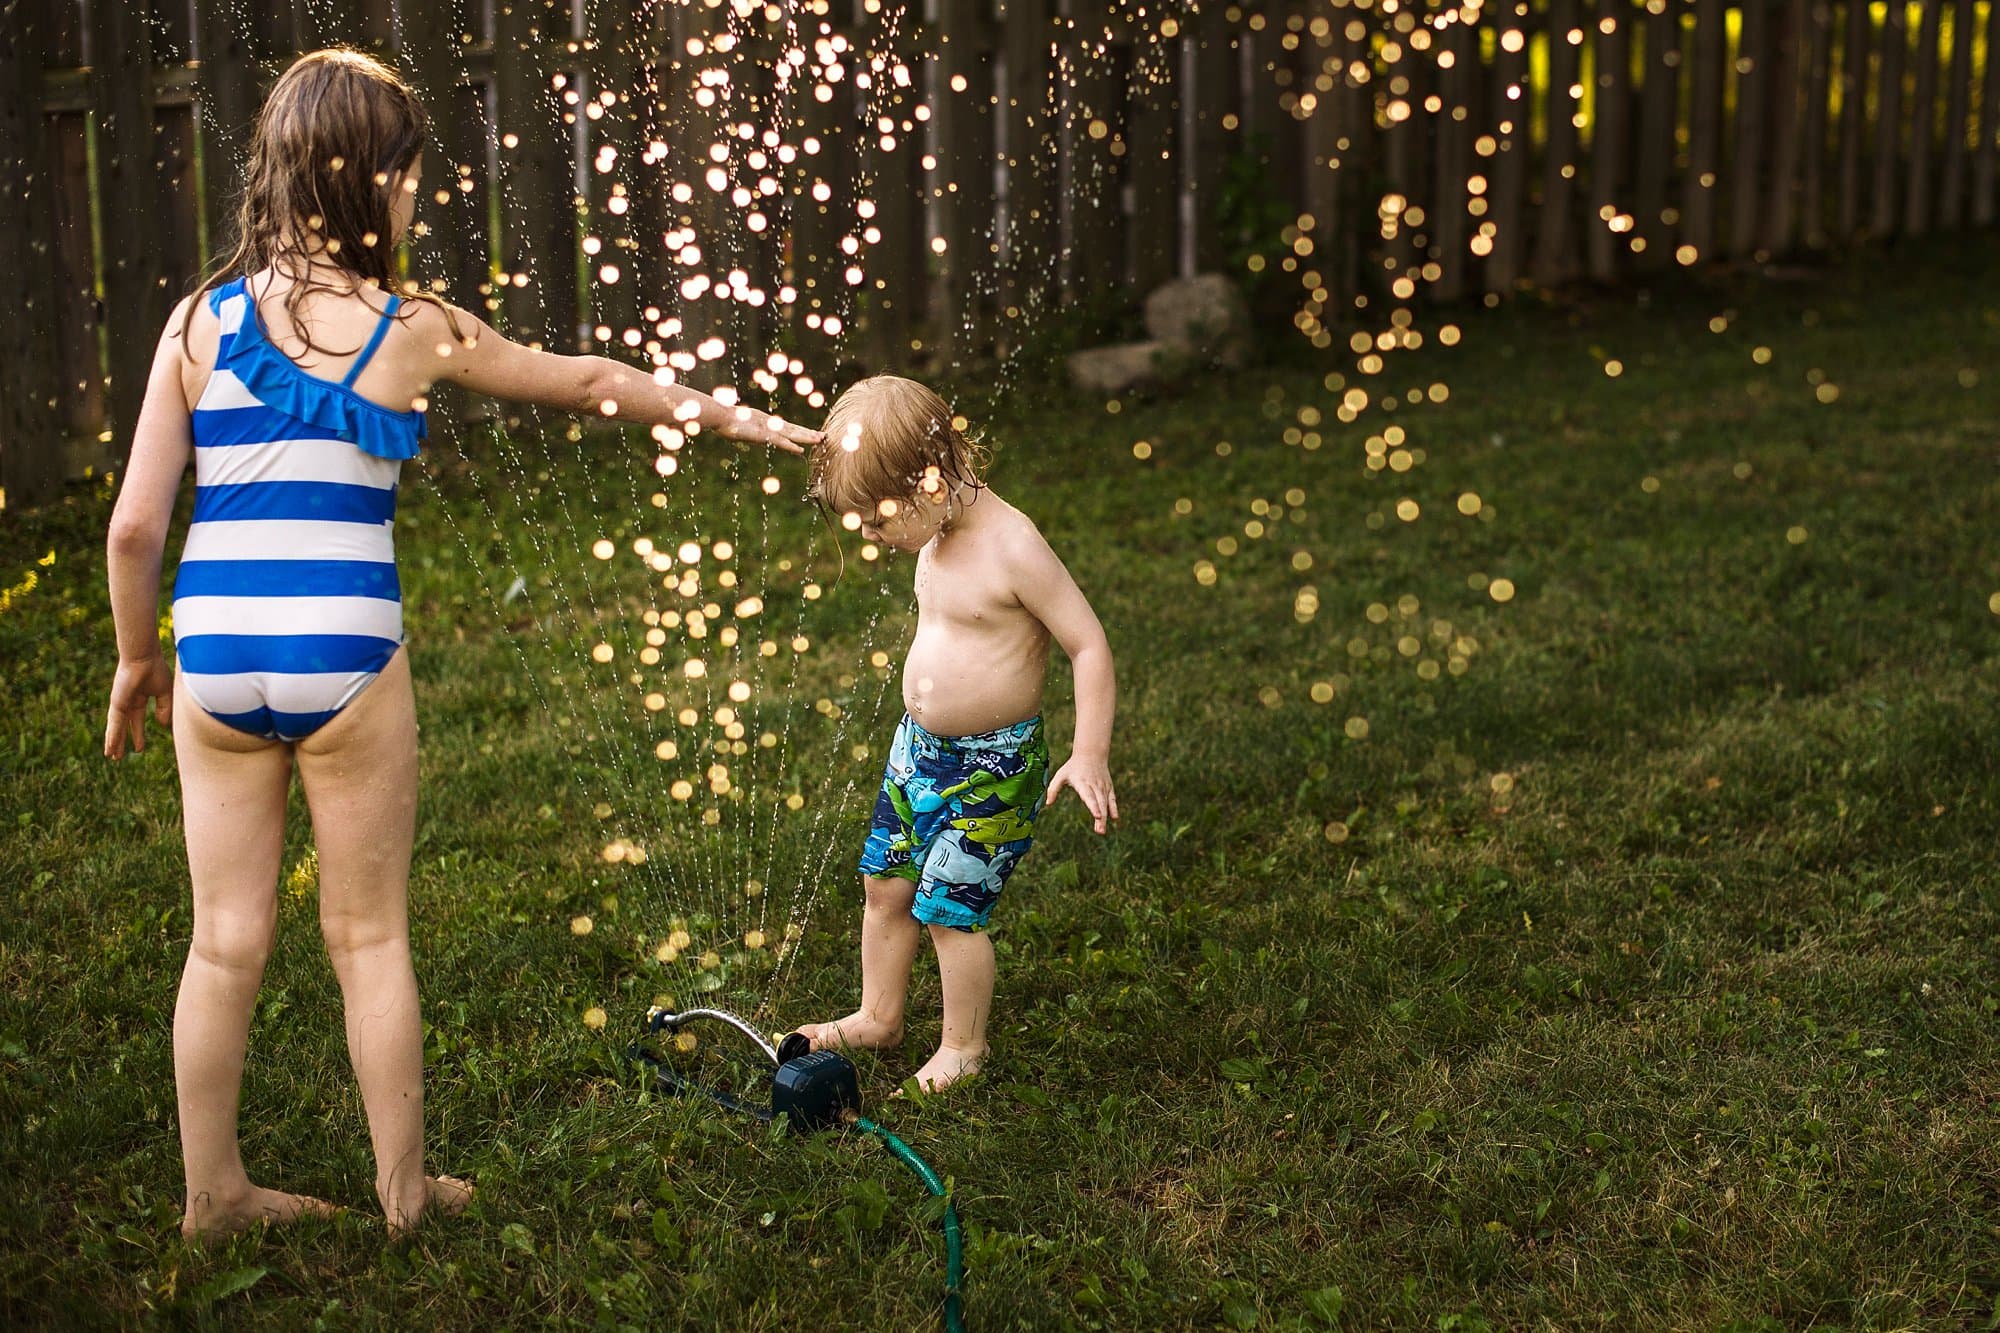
[{"xmin": 340, "ymin": 292, "xmax": 403, "ymax": 388}]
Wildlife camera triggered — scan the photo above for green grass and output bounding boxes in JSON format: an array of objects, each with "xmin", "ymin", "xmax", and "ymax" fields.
[{"xmin": 5, "ymin": 237, "xmax": 2000, "ymax": 1329}]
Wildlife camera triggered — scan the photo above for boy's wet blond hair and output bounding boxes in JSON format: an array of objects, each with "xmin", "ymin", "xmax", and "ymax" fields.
[{"xmin": 809, "ymin": 376, "xmax": 988, "ymax": 520}]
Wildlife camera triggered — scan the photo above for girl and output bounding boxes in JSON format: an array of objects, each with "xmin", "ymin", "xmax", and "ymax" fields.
[{"xmin": 103, "ymin": 48, "xmax": 817, "ymax": 1238}]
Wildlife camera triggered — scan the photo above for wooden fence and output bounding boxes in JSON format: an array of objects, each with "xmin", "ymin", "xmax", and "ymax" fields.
[{"xmin": 1, "ymin": 0, "xmax": 1995, "ymax": 511}]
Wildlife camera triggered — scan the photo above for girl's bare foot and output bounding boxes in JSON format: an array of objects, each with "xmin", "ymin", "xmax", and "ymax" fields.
[
  {"xmin": 911, "ymin": 1044, "xmax": 987, "ymax": 1093},
  {"xmin": 796, "ymin": 1011, "xmax": 904, "ymax": 1052},
  {"xmin": 385, "ymin": 1174, "xmax": 475, "ymax": 1238},
  {"xmin": 181, "ymin": 1185, "xmax": 343, "ymax": 1240}
]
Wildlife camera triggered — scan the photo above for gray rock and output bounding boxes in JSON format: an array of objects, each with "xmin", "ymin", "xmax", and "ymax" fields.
[
  {"xmin": 1066, "ymin": 341, "xmax": 1171, "ymax": 396},
  {"xmin": 1143, "ymin": 273, "xmax": 1251, "ymax": 368}
]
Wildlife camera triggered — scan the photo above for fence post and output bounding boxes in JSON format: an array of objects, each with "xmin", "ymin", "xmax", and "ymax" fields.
[
  {"xmin": 493, "ymin": 0, "xmax": 580, "ymax": 352},
  {"xmin": 0, "ymin": 0, "xmax": 65, "ymax": 508},
  {"xmin": 1868, "ymin": 0, "xmax": 1908, "ymax": 237},
  {"xmin": 90, "ymin": 0, "xmax": 168, "ymax": 470}
]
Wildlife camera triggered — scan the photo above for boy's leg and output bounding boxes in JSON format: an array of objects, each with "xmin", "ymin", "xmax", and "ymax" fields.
[
  {"xmin": 294, "ymin": 649, "xmax": 468, "ymax": 1233},
  {"xmin": 799, "ymin": 874, "xmax": 921, "ymax": 1050},
  {"xmin": 915, "ymin": 923, "xmax": 995, "ymax": 1091},
  {"xmin": 172, "ymin": 680, "xmax": 337, "ymax": 1236}
]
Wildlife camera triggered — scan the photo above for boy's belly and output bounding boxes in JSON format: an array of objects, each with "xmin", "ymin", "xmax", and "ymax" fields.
[{"xmin": 901, "ymin": 622, "xmax": 1050, "ymax": 737}]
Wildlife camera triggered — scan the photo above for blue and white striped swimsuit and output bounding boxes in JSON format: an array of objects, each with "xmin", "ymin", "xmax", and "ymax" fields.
[{"xmin": 172, "ymin": 277, "xmax": 425, "ymax": 741}]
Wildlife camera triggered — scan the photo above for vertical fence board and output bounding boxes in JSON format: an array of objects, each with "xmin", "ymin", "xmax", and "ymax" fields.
[
  {"xmin": 1757, "ymin": 0, "xmax": 1807, "ymax": 253},
  {"xmin": 1682, "ymin": 0, "xmax": 1725, "ymax": 261},
  {"xmin": 399, "ymin": 0, "xmax": 486, "ymax": 428},
  {"xmin": 1836, "ymin": 0, "xmax": 1869, "ymax": 235},
  {"xmin": 930, "ymin": 0, "xmax": 995, "ymax": 364},
  {"xmin": 194, "ymin": 0, "xmax": 260, "ymax": 251},
  {"xmin": 1936, "ymin": 0, "xmax": 1975, "ymax": 224},
  {"xmin": 857, "ymin": 9, "xmax": 924, "ymax": 370},
  {"xmin": 1904, "ymin": 0, "xmax": 1944, "ymax": 233},
  {"xmin": 999, "ymin": 0, "xmax": 1054, "ymax": 328},
  {"xmin": 1587, "ymin": 0, "xmax": 1631, "ymax": 282},
  {"xmin": 1486, "ymin": 4, "xmax": 1532, "ymax": 292},
  {"xmin": 1432, "ymin": 12, "xmax": 1477, "ymax": 300},
  {"xmin": 156, "ymin": 103, "xmax": 202, "ymax": 301},
  {"xmin": 1726, "ymin": 0, "xmax": 1771, "ymax": 258},
  {"xmin": 1798, "ymin": 0, "xmax": 1834, "ymax": 247},
  {"xmin": 789, "ymin": 5, "xmax": 857, "ymax": 372},
  {"xmin": 493, "ymin": 0, "xmax": 578, "ymax": 350},
  {"xmin": 1060, "ymin": 4, "xmax": 1125, "ymax": 306},
  {"xmin": 1634, "ymin": 0, "xmax": 1680, "ymax": 267},
  {"xmin": 1533, "ymin": 0, "xmax": 1584, "ymax": 285},
  {"xmin": 580, "ymin": 0, "xmax": 640, "ymax": 351},
  {"xmin": 1974, "ymin": 0, "xmax": 2000, "ymax": 223},
  {"xmin": 1124, "ymin": 15, "xmax": 1181, "ymax": 293},
  {"xmin": 92, "ymin": 0, "xmax": 168, "ymax": 465},
  {"xmin": 48, "ymin": 114, "xmax": 102, "ymax": 441},
  {"xmin": 1870, "ymin": 0, "xmax": 1908, "ymax": 236},
  {"xmin": 1189, "ymin": 9, "xmax": 1238, "ymax": 272},
  {"xmin": 1, "ymin": 0, "xmax": 66, "ymax": 507}
]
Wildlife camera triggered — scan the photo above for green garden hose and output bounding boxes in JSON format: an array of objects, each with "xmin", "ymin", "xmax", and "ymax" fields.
[{"xmin": 853, "ymin": 1116, "xmax": 965, "ymax": 1333}]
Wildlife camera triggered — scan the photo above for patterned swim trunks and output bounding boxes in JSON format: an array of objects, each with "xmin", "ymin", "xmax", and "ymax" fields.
[{"xmin": 858, "ymin": 713, "xmax": 1049, "ymax": 931}]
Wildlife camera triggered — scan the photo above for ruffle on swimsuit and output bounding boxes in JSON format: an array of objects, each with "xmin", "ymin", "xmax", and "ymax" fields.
[{"xmin": 225, "ymin": 283, "xmax": 427, "ymax": 461}]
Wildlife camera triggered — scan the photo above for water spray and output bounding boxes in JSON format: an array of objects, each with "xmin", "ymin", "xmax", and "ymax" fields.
[{"xmin": 631, "ymin": 1007, "xmax": 966, "ymax": 1332}]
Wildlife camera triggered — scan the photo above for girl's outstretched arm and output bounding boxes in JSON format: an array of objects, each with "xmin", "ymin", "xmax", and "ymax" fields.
[
  {"xmin": 105, "ymin": 298, "xmax": 199, "ymax": 758},
  {"xmin": 411, "ymin": 302, "xmax": 820, "ymax": 453}
]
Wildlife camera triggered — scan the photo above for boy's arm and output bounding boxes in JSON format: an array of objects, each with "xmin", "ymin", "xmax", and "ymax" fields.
[
  {"xmin": 415, "ymin": 302, "xmax": 820, "ymax": 453},
  {"xmin": 1012, "ymin": 527, "xmax": 1119, "ymax": 834},
  {"xmin": 104, "ymin": 299, "xmax": 197, "ymax": 758}
]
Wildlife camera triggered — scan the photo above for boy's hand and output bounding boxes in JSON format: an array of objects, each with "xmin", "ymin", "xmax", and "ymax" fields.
[
  {"xmin": 719, "ymin": 406, "xmax": 822, "ymax": 455},
  {"xmin": 105, "ymin": 654, "xmax": 174, "ymax": 759},
  {"xmin": 1046, "ymin": 756, "xmax": 1118, "ymax": 835}
]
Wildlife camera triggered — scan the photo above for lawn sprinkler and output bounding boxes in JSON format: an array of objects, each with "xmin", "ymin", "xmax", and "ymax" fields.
[{"xmin": 630, "ymin": 1007, "xmax": 966, "ymax": 1332}]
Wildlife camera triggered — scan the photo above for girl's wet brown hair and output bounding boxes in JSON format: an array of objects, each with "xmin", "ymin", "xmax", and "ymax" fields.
[
  {"xmin": 809, "ymin": 377, "xmax": 989, "ymax": 520},
  {"xmin": 182, "ymin": 48, "xmax": 449, "ymax": 351}
]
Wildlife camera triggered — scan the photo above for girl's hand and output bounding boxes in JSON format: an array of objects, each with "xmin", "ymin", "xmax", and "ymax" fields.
[
  {"xmin": 1046, "ymin": 756, "xmax": 1118, "ymax": 835},
  {"xmin": 717, "ymin": 405, "xmax": 822, "ymax": 455},
  {"xmin": 105, "ymin": 655, "xmax": 174, "ymax": 759}
]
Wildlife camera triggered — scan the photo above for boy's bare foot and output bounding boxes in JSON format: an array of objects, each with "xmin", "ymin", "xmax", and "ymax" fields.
[
  {"xmin": 385, "ymin": 1175, "xmax": 475, "ymax": 1238},
  {"xmin": 181, "ymin": 1185, "xmax": 343, "ymax": 1240},
  {"xmin": 795, "ymin": 1012, "xmax": 904, "ymax": 1052},
  {"xmin": 910, "ymin": 1044, "xmax": 987, "ymax": 1093}
]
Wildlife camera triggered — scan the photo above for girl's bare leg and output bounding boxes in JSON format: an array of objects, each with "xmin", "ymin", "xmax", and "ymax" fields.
[
  {"xmin": 798, "ymin": 875, "xmax": 921, "ymax": 1051},
  {"xmin": 295, "ymin": 649, "xmax": 468, "ymax": 1234},
  {"xmin": 914, "ymin": 924, "xmax": 993, "ymax": 1092},
  {"xmin": 173, "ymin": 679, "xmax": 338, "ymax": 1237}
]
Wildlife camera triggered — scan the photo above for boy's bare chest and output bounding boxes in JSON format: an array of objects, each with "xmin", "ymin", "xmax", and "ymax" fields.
[{"xmin": 914, "ymin": 541, "xmax": 1020, "ymax": 632}]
